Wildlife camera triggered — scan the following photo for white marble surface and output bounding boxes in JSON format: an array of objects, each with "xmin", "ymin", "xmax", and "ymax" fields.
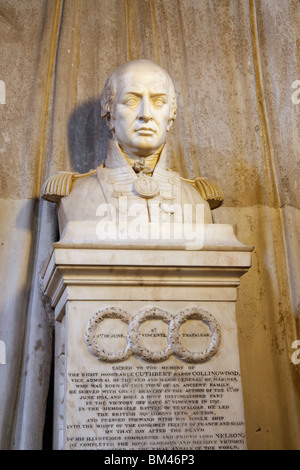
[
  {"xmin": 43, "ymin": 230, "xmax": 252, "ymax": 312},
  {"xmin": 63, "ymin": 300, "xmax": 246, "ymax": 450},
  {"xmin": 42, "ymin": 233, "xmax": 251, "ymax": 450},
  {"xmin": 56, "ymin": 221, "xmax": 252, "ymax": 251}
]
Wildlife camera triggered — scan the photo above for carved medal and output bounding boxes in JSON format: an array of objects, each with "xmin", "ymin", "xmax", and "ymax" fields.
[{"xmin": 134, "ymin": 175, "xmax": 159, "ymax": 199}]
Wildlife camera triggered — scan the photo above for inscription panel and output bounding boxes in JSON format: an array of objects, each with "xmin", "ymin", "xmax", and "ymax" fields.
[{"xmin": 61, "ymin": 301, "xmax": 247, "ymax": 450}]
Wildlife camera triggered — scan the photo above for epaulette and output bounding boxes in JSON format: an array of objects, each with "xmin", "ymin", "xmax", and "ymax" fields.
[
  {"xmin": 180, "ymin": 176, "xmax": 223, "ymax": 209},
  {"xmin": 41, "ymin": 169, "xmax": 97, "ymax": 203}
]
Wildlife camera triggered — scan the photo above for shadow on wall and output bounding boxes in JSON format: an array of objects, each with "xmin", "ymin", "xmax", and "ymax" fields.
[{"xmin": 67, "ymin": 98, "xmax": 112, "ymax": 173}]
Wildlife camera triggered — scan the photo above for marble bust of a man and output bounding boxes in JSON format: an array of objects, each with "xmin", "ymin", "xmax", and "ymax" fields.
[{"xmin": 42, "ymin": 60, "xmax": 222, "ymax": 237}]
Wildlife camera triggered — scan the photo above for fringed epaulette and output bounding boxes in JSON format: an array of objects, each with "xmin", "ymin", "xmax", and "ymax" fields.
[
  {"xmin": 180, "ymin": 176, "xmax": 223, "ymax": 209},
  {"xmin": 41, "ymin": 169, "xmax": 97, "ymax": 203}
]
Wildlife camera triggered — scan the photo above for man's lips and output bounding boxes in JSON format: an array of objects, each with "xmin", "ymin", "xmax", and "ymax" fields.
[{"xmin": 135, "ymin": 127, "xmax": 156, "ymax": 134}]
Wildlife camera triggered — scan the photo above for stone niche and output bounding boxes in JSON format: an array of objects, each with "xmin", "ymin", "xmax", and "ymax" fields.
[{"xmin": 42, "ymin": 223, "xmax": 252, "ymax": 450}]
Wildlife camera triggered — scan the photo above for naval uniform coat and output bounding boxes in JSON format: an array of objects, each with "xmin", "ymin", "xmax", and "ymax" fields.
[{"xmin": 58, "ymin": 139, "xmax": 212, "ymax": 236}]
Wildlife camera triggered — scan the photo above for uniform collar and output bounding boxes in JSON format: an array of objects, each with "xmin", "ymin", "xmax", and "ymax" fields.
[{"xmin": 104, "ymin": 139, "xmax": 168, "ymax": 172}]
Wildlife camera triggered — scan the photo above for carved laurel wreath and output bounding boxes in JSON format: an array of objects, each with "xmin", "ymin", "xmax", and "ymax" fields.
[
  {"xmin": 85, "ymin": 306, "xmax": 132, "ymax": 362},
  {"xmin": 84, "ymin": 306, "xmax": 221, "ymax": 364}
]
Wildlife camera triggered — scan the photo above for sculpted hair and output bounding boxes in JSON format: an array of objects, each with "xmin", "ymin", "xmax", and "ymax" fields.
[
  {"xmin": 100, "ymin": 61, "xmax": 177, "ymax": 130},
  {"xmin": 100, "ymin": 73, "xmax": 118, "ymax": 130}
]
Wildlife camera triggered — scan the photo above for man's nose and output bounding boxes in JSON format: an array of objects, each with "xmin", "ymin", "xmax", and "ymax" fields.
[{"xmin": 138, "ymin": 97, "xmax": 152, "ymax": 121}]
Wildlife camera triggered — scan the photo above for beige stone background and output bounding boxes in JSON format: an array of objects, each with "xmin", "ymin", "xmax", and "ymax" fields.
[{"xmin": 0, "ymin": 0, "xmax": 299, "ymax": 450}]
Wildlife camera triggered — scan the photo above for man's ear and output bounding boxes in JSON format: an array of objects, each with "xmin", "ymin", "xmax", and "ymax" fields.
[
  {"xmin": 107, "ymin": 114, "xmax": 115, "ymax": 131},
  {"xmin": 166, "ymin": 117, "xmax": 174, "ymax": 133}
]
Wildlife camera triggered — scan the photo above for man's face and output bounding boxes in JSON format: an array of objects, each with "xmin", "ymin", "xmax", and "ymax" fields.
[{"xmin": 110, "ymin": 63, "xmax": 173, "ymax": 158}]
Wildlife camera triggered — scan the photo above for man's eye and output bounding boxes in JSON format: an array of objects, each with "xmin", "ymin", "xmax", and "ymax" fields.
[
  {"xmin": 124, "ymin": 97, "xmax": 138, "ymax": 106},
  {"xmin": 152, "ymin": 98, "xmax": 165, "ymax": 107}
]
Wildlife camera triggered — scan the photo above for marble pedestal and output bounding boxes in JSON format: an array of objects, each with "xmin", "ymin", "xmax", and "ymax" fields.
[{"xmin": 42, "ymin": 223, "xmax": 252, "ymax": 450}]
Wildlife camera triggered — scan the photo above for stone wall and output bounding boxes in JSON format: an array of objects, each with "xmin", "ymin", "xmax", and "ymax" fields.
[{"xmin": 0, "ymin": 0, "xmax": 299, "ymax": 449}]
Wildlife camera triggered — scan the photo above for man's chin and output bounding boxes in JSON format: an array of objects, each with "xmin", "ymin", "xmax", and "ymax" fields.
[{"xmin": 130, "ymin": 139, "xmax": 162, "ymax": 157}]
